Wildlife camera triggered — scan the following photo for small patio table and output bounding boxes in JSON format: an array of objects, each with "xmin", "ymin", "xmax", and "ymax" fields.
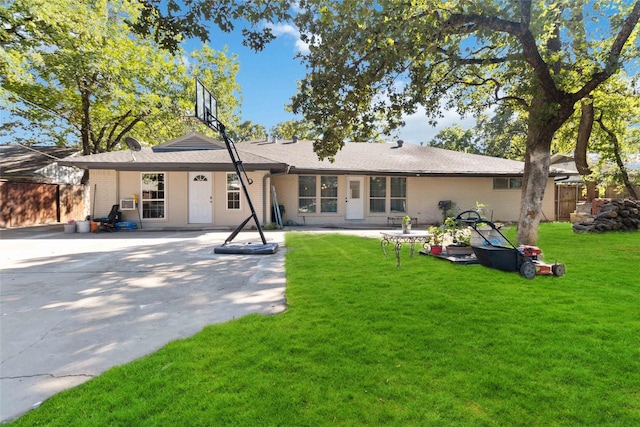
[{"xmin": 380, "ymin": 231, "xmax": 432, "ymax": 267}]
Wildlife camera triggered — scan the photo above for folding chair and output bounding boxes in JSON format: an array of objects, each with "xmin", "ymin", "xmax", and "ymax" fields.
[{"xmin": 94, "ymin": 204, "xmax": 122, "ymax": 232}]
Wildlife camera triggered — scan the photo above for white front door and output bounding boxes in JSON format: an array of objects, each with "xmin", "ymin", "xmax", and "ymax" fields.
[
  {"xmin": 189, "ymin": 172, "xmax": 212, "ymax": 223},
  {"xmin": 346, "ymin": 177, "xmax": 364, "ymax": 220}
]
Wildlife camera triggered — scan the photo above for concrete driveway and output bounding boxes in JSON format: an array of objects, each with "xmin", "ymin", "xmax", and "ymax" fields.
[{"xmin": 0, "ymin": 226, "xmax": 287, "ymax": 423}]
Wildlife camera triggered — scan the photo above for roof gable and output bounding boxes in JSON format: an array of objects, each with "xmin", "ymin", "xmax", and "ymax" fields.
[{"xmin": 152, "ymin": 132, "xmax": 226, "ymax": 152}]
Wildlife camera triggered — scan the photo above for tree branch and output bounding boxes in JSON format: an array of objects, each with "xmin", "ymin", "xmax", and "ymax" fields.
[
  {"xmin": 434, "ymin": 47, "xmax": 511, "ymax": 65},
  {"xmin": 444, "ymin": 4, "xmax": 564, "ymax": 103},
  {"xmin": 573, "ymin": 0, "xmax": 640, "ymax": 101},
  {"xmin": 109, "ymin": 113, "xmax": 148, "ymax": 152}
]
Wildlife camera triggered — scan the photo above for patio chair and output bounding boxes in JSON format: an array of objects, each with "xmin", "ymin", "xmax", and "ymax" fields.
[{"xmin": 93, "ymin": 204, "xmax": 122, "ymax": 232}]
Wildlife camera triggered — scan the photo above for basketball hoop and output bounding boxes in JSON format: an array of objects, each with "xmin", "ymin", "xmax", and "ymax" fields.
[{"xmin": 193, "ymin": 78, "xmax": 277, "ymax": 255}]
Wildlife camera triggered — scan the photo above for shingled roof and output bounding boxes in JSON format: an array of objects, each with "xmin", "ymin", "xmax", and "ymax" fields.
[
  {"xmin": 58, "ymin": 132, "xmax": 571, "ymax": 177},
  {"xmin": 239, "ymin": 139, "xmax": 529, "ymax": 176},
  {"xmin": 0, "ymin": 145, "xmax": 80, "ymax": 182},
  {"xmin": 59, "ymin": 132, "xmax": 286, "ymax": 172}
]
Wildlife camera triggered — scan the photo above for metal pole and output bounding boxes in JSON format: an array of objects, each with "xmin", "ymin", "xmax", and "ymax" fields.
[{"xmin": 219, "ymin": 123, "xmax": 267, "ymax": 245}]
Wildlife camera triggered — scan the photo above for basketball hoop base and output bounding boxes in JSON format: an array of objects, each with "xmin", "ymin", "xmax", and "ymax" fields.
[{"xmin": 214, "ymin": 242, "xmax": 279, "ymax": 255}]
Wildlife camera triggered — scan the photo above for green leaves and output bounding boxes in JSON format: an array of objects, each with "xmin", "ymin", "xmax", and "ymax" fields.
[
  {"xmin": 1, "ymin": 0, "xmax": 241, "ymax": 152},
  {"xmin": 270, "ymin": 119, "xmax": 318, "ymax": 140}
]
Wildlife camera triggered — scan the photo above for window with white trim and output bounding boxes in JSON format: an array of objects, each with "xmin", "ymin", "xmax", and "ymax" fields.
[
  {"xmin": 141, "ymin": 172, "xmax": 165, "ymax": 219},
  {"xmin": 226, "ymin": 172, "xmax": 241, "ymax": 210}
]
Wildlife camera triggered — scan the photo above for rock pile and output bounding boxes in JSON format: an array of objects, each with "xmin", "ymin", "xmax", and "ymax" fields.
[{"xmin": 572, "ymin": 198, "xmax": 640, "ymax": 233}]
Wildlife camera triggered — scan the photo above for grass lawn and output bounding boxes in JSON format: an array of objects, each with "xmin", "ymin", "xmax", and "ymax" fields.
[{"xmin": 9, "ymin": 223, "xmax": 640, "ymax": 426}]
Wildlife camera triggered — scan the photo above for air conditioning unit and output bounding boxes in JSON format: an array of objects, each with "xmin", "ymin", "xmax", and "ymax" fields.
[{"xmin": 119, "ymin": 199, "xmax": 136, "ymax": 210}]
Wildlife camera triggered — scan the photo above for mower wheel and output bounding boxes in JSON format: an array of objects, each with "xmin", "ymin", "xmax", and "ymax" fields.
[
  {"xmin": 552, "ymin": 263, "xmax": 566, "ymax": 277},
  {"xmin": 519, "ymin": 261, "xmax": 536, "ymax": 279}
]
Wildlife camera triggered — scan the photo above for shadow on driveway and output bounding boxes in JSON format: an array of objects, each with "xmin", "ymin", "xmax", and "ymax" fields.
[{"xmin": 0, "ymin": 228, "xmax": 286, "ymax": 422}]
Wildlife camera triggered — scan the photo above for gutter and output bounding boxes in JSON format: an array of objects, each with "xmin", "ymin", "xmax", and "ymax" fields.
[{"xmin": 262, "ymin": 166, "xmax": 291, "ymax": 225}]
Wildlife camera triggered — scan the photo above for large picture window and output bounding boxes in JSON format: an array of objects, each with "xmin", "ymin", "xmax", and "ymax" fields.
[
  {"xmin": 141, "ymin": 173, "xmax": 165, "ymax": 219},
  {"xmin": 227, "ymin": 173, "xmax": 241, "ymax": 210},
  {"xmin": 369, "ymin": 177, "xmax": 386, "ymax": 213},
  {"xmin": 369, "ymin": 176, "xmax": 407, "ymax": 214},
  {"xmin": 298, "ymin": 175, "xmax": 339, "ymax": 213}
]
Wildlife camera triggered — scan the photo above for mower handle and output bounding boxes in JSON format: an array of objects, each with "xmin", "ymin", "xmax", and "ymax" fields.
[{"xmin": 454, "ymin": 210, "xmax": 484, "ymax": 224}]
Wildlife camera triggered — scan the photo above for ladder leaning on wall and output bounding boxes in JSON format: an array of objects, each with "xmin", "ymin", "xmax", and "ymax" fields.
[{"xmin": 271, "ymin": 185, "xmax": 283, "ymax": 228}]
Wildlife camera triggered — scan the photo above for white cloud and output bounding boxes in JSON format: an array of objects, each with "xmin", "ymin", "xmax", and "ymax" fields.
[
  {"xmin": 268, "ymin": 23, "xmax": 310, "ymax": 54},
  {"xmin": 372, "ymin": 86, "xmax": 477, "ymax": 145},
  {"xmin": 396, "ymin": 107, "xmax": 476, "ymax": 145},
  {"xmin": 181, "ymin": 53, "xmax": 191, "ymax": 68}
]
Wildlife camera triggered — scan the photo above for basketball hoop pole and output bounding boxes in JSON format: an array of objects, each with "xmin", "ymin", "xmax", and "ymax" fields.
[
  {"xmin": 217, "ymin": 120, "xmax": 268, "ymax": 246},
  {"xmin": 194, "ymin": 77, "xmax": 276, "ymax": 253}
]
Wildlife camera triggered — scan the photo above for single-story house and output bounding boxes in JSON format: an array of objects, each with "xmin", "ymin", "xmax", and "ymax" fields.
[{"xmin": 59, "ymin": 132, "xmax": 571, "ymax": 229}]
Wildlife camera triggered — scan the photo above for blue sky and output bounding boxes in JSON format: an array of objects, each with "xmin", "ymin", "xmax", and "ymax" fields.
[
  {"xmin": 187, "ymin": 25, "xmax": 307, "ymax": 134},
  {"xmin": 194, "ymin": 24, "xmax": 474, "ymax": 144}
]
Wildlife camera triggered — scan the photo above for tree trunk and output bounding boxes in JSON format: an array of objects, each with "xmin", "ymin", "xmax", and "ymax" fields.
[
  {"xmin": 80, "ymin": 87, "xmax": 92, "ymax": 155},
  {"xmin": 518, "ymin": 131, "xmax": 552, "ymax": 245},
  {"xmin": 574, "ymin": 95, "xmax": 593, "ymax": 176},
  {"xmin": 517, "ymin": 98, "xmax": 574, "ymax": 245}
]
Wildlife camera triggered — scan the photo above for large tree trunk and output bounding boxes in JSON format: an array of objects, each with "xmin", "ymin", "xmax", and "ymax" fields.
[
  {"xmin": 518, "ymin": 131, "xmax": 552, "ymax": 245},
  {"xmin": 517, "ymin": 98, "xmax": 574, "ymax": 245}
]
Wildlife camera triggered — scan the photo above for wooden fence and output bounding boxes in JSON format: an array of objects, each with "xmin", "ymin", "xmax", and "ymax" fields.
[{"xmin": 0, "ymin": 181, "xmax": 86, "ymax": 228}]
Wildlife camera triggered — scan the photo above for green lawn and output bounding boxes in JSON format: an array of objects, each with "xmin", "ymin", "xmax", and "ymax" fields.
[{"xmin": 10, "ymin": 223, "xmax": 640, "ymax": 426}]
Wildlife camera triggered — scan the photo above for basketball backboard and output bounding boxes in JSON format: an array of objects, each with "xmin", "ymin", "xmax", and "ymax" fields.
[{"xmin": 195, "ymin": 78, "xmax": 219, "ymax": 131}]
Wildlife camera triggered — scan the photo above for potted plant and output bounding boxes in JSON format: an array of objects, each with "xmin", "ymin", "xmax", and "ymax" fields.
[
  {"xmin": 442, "ymin": 216, "xmax": 473, "ymax": 255},
  {"xmin": 401, "ymin": 215, "xmax": 412, "ymax": 234},
  {"xmin": 427, "ymin": 225, "xmax": 444, "ymax": 255}
]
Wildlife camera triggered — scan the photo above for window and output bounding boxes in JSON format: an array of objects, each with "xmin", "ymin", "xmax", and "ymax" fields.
[
  {"xmin": 369, "ymin": 176, "xmax": 407, "ymax": 213},
  {"xmin": 390, "ymin": 177, "xmax": 406, "ymax": 213},
  {"xmin": 227, "ymin": 173, "xmax": 241, "ymax": 210},
  {"xmin": 298, "ymin": 176, "xmax": 316, "ymax": 213},
  {"xmin": 297, "ymin": 176, "xmax": 339, "ymax": 214},
  {"xmin": 369, "ymin": 177, "xmax": 386, "ymax": 213},
  {"xmin": 494, "ymin": 177, "xmax": 523, "ymax": 189},
  {"xmin": 320, "ymin": 176, "xmax": 338, "ymax": 213},
  {"xmin": 141, "ymin": 173, "xmax": 165, "ymax": 219}
]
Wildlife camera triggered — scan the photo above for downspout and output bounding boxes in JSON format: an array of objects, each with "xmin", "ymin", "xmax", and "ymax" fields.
[{"xmin": 262, "ymin": 165, "xmax": 291, "ymax": 224}]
